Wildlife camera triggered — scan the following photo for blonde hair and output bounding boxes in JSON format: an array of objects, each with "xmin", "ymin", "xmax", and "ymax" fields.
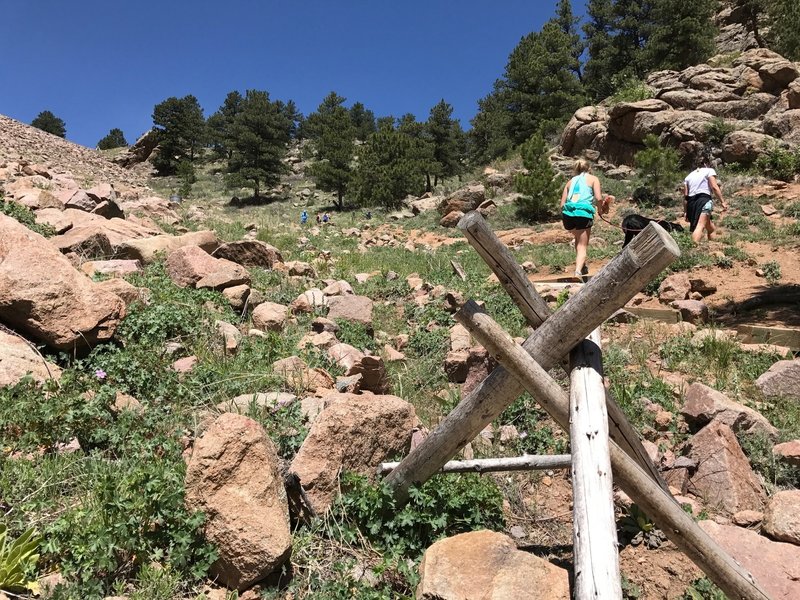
[{"xmin": 572, "ymin": 159, "xmax": 591, "ymax": 175}]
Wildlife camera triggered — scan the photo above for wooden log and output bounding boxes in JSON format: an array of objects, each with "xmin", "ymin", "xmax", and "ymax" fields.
[
  {"xmin": 450, "ymin": 259, "xmax": 467, "ymax": 281},
  {"xmin": 458, "ymin": 211, "xmax": 552, "ymax": 328},
  {"xmin": 458, "ymin": 307, "xmax": 771, "ymax": 600},
  {"xmin": 737, "ymin": 325, "xmax": 800, "ymax": 350},
  {"xmin": 459, "ymin": 210, "xmax": 666, "ymax": 491},
  {"xmin": 570, "ymin": 330, "xmax": 621, "ymax": 600},
  {"xmin": 384, "ymin": 223, "xmax": 679, "ymax": 502},
  {"xmin": 378, "ymin": 454, "xmax": 572, "ymax": 476}
]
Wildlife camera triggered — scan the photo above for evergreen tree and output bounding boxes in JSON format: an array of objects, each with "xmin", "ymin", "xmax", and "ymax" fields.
[
  {"xmin": 556, "ymin": 0, "xmax": 584, "ymax": 81},
  {"xmin": 279, "ymin": 99, "xmax": 303, "ymax": 139},
  {"xmin": 514, "ymin": 132, "xmax": 563, "ymax": 222},
  {"xmin": 31, "ymin": 110, "xmax": 66, "ymax": 138},
  {"xmin": 97, "ymin": 128, "xmax": 127, "ymax": 150},
  {"xmin": 349, "ymin": 102, "xmax": 377, "ymax": 140},
  {"xmin": 207, "ymin": 91, "xmax": 243, "ymax": 159},
  {"xmin": 308, "ymin": 94, "xmax": 356, "ymax": 209},
  {"xmin": 768, "ymin": 0, "xmax": 800, "ymax": 60},
  {"xmin": 352, "ymin": 127, "xmax": 426, "ymax": 208},
  {"xmin": 583, "ymin": 0, "xmax": 618, "ymax": 100},
  {"xmin": 645, "ymin": 0, "xmax": 716, "ymax": 71},
  {"xmin": 426, "ymin": 100, "xmax": 465, "ymax": 186},
  {"xmin": 397, "ymin": 113, "xmax": 436, "ymax": 191},
  {"xmin": 225, "ymin": 90, "xmax": 291, "ymax": 199},
  {"xmin": 151, "ymin": 95, "xmax": 206, "ymax": 175},
  {"xmin": 301, "ymin": 91, "xmax": 347, "ymax": 140},
  {"xmin": 469, "ymin": 7, "xmax": 585, "ymax": 163}
]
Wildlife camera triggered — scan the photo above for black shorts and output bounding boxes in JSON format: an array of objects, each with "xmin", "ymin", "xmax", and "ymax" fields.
[
  {"xmin": 562, "ymin": 215, "xmax": 593, "ymax": 230},
  {"xmin": 686, "ymin": 193, "xmax": 712, "ymax": 232}
]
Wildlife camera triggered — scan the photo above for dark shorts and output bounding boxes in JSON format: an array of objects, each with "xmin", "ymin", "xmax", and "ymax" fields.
[
  {"xmin": 686, "ymin": 193, "xmax": 712, "ymax": 232},
  {"xmin": 562, "ymin": 215, "xmax": 593, "ymax": 230}
]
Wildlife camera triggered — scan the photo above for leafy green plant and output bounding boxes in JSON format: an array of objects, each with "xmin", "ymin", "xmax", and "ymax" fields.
[
  {"xmin": 634, "ymin": 135, "xmax": 681, "ymax": 199},
  {"xmin": 1, "ymin": 198, "xmax": 56, "ymax": 237},
  {"xmin": 609, "ymin": 76, "xmax": 653, "ymax": 104},
  {"xmin": 761, "ymin": 260, "xmax": 781, "ymax": 285},
  {"xmin": 705, "ymin": 118, "xmax": 735, "ymax": 146},
  {"xmin": 618, "ymin": 504, "xmax": 666, "ymax": 548},
  {"xmin": 682, "ymin": 576, "xmax": 727, "ymax": 600},
  {"xmin": 0, "ymin": 525, "xmax": 41, "ymax": 593},
  {"xmin": 334, "ymin": 319, "xmax": 376, "ymax": 352},
  {"xmin": 784, "ymin": 201, "xmax": 800, "ymax": 219},
  {"xmin": 754, "ymin": 144, "xmax": 800, "ymax": 182},
  {"xmin": 333, "ymin": 473, "xmax": 504, "ymax": 559}
]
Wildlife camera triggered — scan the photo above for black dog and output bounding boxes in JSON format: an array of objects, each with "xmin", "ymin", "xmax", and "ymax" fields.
[{"xmin": 621, "ymin": 214, "xmax": 684, "ymax": 247}]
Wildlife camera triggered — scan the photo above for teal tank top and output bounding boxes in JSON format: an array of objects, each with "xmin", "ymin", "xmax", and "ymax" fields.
[{"xmin": 562, "ymin": 174, "xmax": 595, "ymax": 219}]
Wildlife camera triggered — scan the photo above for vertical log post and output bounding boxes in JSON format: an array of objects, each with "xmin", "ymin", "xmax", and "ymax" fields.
[
  {"xmin": 570, "ymin": 330, "xmax": 621, "ymax": 600},
  {"xmin": 384, "ymin": 223, "xmax": 680, "ymax": 502},
  {"xmin": 456, "ymin": 304, "xmax": 771, "ymax": 600},
  {"xmin": 458, "ymin": 211, "xmax": 667, "ymax": 490}
]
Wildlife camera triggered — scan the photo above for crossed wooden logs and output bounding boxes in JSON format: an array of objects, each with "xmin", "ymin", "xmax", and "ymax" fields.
[{"xmin": 381, "ymin": 212, "xmax": 771, "ymax": 600}]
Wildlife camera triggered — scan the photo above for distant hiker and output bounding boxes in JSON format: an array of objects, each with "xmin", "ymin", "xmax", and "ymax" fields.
[
  {"xmin": 301, "ymin": 210, "xmax": 308, "ymax": 225},
  {"xmin": 316, "ymin": 213, "xmax": 321, "ymax": 224},
  {"xmin": 364, "ymin": 210, "xmax": 372, "ymax": 220},
  {"xmin": 683, "ymin": 156, "xmax": 728, "ymax": 243},
  {"xmin": 560, "ymin": 160, "xmax": 612, "ymax": 280},
  {"xmin": 322, "ymin": 212, "xmax": 330, "ymax": 224}
]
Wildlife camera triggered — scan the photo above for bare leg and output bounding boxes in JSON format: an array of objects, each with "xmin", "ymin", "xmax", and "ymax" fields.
[
  {"xmin": 692, "ymin": 215, "xmax": 707, "ymax": 243},
  {"xmin": 573, "ymin": 228, "xmax": 591, "ymax": 275},
  {"xmin": 705, "ymin": 216, "xmax": 716, "ymax": 240}
]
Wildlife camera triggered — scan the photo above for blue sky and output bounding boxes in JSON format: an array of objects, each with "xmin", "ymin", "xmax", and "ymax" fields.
[{"xmin": 1, "ymin": 1, "xmax": 581, "ymax": 148}]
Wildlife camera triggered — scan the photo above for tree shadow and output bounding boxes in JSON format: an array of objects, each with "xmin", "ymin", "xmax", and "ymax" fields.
[{"xmin": 715, "ymin": 284, "xmax": 800, "ymax": 329}]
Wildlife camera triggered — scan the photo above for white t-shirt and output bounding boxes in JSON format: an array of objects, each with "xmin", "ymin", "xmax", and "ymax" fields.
[{"xmin": 684, "ymin": 167, "xmax": 717, "ymax": 197}]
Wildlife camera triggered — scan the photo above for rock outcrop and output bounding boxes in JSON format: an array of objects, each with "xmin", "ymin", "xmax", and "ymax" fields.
[
  {"xmin": 0, "ymin": 330, "xmax": 62, "ymax": 387},
  {"xmin": 561, "ymin": 49, "xmax": 800, "ymax": 166}
]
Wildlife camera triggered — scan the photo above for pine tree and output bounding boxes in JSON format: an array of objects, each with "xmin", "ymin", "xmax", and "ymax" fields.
[
  {"xmin": 583, "ymin": 0, "xmax": 618, "ymax": 100},
  {"xmin": 768, "ymin": 0, "xmax": 800, "ymax": 60},
  {"xmin": 556, "ymin": 0, "xmax": 585, "ymax": 81},
  {"xmin": 514, "ymin": 132, "xmax": 563, "ymax": 222},
  {"xmin": 468, "ymin": 92, "xmax": 514, "ymax": 165},
  {"xmin": 352, "ymin": 127, "xmax": 426, "ymax": 208},
  {"xmin": 151, "ymin": 95, "xmax": 206, "ymax": 175},
  {"xmin": 427, "ymin": 100, "xmax": 465, "ymax": 186},
  {"xmin": 308, "ymin": 94, "xmax": 356, "ymax": 209},
  {"xmin": 349, "ymin": 102, "xmax": 377, "ymax": 140},
  {"xmin": 645, "ymin": 0, "xmax": 717, "ymax": 71},
  {"xmin": 225, "ymin": 90, "xmax": 291, "ymax": 199},
  {"xmin": 97, "ymin": 128, "xmax": 127, "ymax": 150},
  {"xmin": 301, "ymin": 91, "xmax": 347, "ymax": 140},
  {"xmin": 31, "ymin": 110, "xmax": 66, "ymax": 138},
  {"xmin": 207, "ymin": 91, "xmax": 243, "ymax": 159},
  {"xmin": 397, "ymin": 113, "xmax": 436, "ymax": 192}
]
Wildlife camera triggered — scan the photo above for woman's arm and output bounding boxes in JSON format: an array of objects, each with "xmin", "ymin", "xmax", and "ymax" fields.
[
  {"xmin": 682, "ymin": 182, "xmax": 689, "ymax": 219},
  {"xmin": 560, "ymin": 180, "xmax": 570, "ymax": 208},
  {"xmin": 708, "ymin": 175, "xmax": 728, "ymax": 210},
  {"xmin": 591, "ymin": 175, "xmax": 602, "ymax": 203}
]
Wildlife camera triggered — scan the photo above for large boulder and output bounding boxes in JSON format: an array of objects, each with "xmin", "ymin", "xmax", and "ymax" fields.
[
  {"xmin": 755, "ymin": 358, "xmax": 800, "ymax": 400},
  {"xmin": 0, "ymin": 214, "xmax": 125, "ymax": 351},
  {"xmin": 290, "ymin": 392, "xmax": 416, "ymax": 513},
  {"xmin": 0, "ymin": 330, "xmax": 62, "ymax": 387},
  {"xmin": 212, "ymin": 240, "xmax": 283, "ymax": 269},
  {"xmin": 327, "ymin": 343, "xmax": 390, "ymax": 394},
  {"xmin": 762, "ymin": 490, "xmax": 800, "ymax": 546},
  {"xmin": 700, "ymin": 520, "xmax": 800, "ymax": 599},
  {"xmin": 417, "ymin": 530, "xmax": 570, "ymax": 600},
  {"xmin": 117, "ymin": 230, "xmax": 219, "ymax": 264},
  {"xmin": 251, "ymin": 302, "xmax": 288, "ymax": 332},
  {"xmin": 681, "ymin": 382, "xmax": 778, "ymax": 439},
  {"xmin": 438, "ymin": 185, "xmax": 485, "ymax": 215},
  {"xmin": 685, "ymin": 421, "xmax": 766, "ymax": 513},
  {"xmin": 184, "ymin": 413, "xmax": 291, "ymax": 591},
  {"xmin": 165, "ymin": 246, "xmax": 250, "ymax": 290},
  {"xmin": 720, "ymin": 131, "xmax": 776, "ymax": 164}
]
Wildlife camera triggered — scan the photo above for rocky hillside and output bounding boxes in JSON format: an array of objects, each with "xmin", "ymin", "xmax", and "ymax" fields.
[
  {"xmin": 561, "ymin": 48, "xmax": 800, "ymax": 166},
  {"xmin": 0, "ymin": 114, "xmax": 150, "ymax": 189}
]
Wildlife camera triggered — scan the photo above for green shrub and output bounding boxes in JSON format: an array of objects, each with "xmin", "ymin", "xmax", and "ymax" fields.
[
  {"xmin": 761, "ymin": 260, "xmax": 781, "ymax": 285},
  {"xmin": 335, "ymin": 319, "xmax": 376, "ymax": 352},
  {"xmin": 609, "ymin": 77, "xmax": 653, "ymax": 104},
  {"xmin": 682, "ymin": 577, "xmax": 727, "ymax": 600},
  {"xmin": 514, "ymin": 132, "xmax": 563, "ymax": 222},
  {"xmin": 0, "ymin": 525, "xmax": 41, "ymax": 594},
  {"xmin": 754, "ymin": 144, "xmax": 800, "ymax": 181},
  {"xmin": 784, "ymin": 201, "xmax": 800, "ymax": 219},
  {"xmin": 705, "ymin": 118, "xmax": 735, "ymax": 146},
  {"xmin": 1, "ymin": 198, "xmax": 56, "ymax": 237},
  {"xmin": 634, "ymin": 135, "xmax": 681, "ymax": 199},
  {"xmin": 333, "ymin": 472, "xmax": 505, "ymax": 558}
]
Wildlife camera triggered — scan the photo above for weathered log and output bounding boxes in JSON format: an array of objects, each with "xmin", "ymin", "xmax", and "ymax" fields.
[
  {"xmin": 384, "ymin": 222, "xmax": 679, "ymax": 501},
  {"xmin": 459, "ymin": 210, "xmax": 666, "ymax": 491},
  {"xmin": 378, "ymin": 454, "xmax": 571, "ymax": 476},
  {"xmin": 457, "ymin": 306, "xmax": 771, "ymax": 600},
  {"xmin": 570, "ymin": 330, "xmax": 621, "ymax": 600}
]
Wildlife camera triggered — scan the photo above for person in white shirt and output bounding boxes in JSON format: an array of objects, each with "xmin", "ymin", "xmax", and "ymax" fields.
[{"xmin": 683, "ymin": 156, "xmax": 729, "ymax": 243}]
